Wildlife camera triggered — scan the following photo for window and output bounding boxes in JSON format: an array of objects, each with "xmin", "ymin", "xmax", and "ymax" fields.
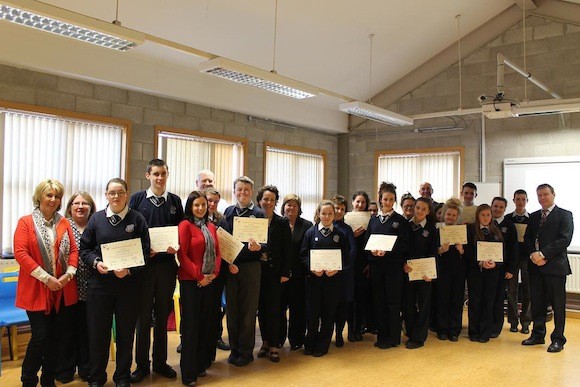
[
  {"xmin": 264, "ymin": 142, "xmax": 325, "ymax": 222},
  {"xmin": 1, "ymin": 104, "xmax": 127, "ymax": 254},
  {"xmin": 375, "ymin": 147, "xmax": 463, "ymax": 209},
  {"xmin": 156, "ymin": 127, "xmax": 245, "ymax": 206}
]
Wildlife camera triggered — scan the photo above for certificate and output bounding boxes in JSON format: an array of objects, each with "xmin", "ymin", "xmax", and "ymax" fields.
[
  {"xmin": 439, "ymin": 225, "xmax": 467, "ymax": 245},
  {"xmin": 344, "ymin": 211, "xmax": 371, "ymax": 231},
  {"xmin": 216, "ymin": 227, "xmax": 244, "ymax": 264},
  {"xmin": 462, "ymin": 205, "xmax": 477, "ymax": 224},
  {"xmin": 407, "ymin": 257, "xmax": 437, "ymax": 281},
  {"xmin": 515, "ymin": 223, "xmax": 528, "ymax": 243},
  {"xmin": 101, "ymin": 238, "xmax": 145, "ymax": 270},
  {"xmin": 364, "ymin": 234, "xmax": 397, "ymax": 252},
  {"xmin": 233, "ymin": 217, "xmax": 269, "ymax": 244},
  {"xmin": 435, "ymin": 222, "xmax": 445, "ymax": 229},
  {"xmin": 310, "ymin": 249, "xmax": 342, "ymax": 271},
  {"xmin": 149, "ymin": 226, "xmax": 178, "ymax": 253},
  {"xmin": 477, "ymin": 241, "xmax": 503, "ymax": 262}
]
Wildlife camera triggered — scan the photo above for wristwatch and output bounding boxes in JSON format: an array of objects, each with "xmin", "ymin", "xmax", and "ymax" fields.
[{"xmin": 93, "ymin": 258, "xmax": 102, "ymax": 269}]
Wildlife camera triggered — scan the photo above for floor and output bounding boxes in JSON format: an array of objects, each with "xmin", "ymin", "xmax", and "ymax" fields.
[{"xmin": 2, "ymin": 312, "xmax": 580, "ymax": 386}]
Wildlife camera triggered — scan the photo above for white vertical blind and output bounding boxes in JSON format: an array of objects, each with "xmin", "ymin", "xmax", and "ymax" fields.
[
  {"xmin": 158, "ymin": 132, "xmax": 244, "ymax": 206},
  {"xmin": 377, "ymin": 151, "xmax": 460, "ymax": 210},
  {"xmin": 1, "ymin": 111, "xmax": 124, "ymax": 253},
  {"xmin": 265, "ymin": 146, "xmax": 324, "ymax": 222}
]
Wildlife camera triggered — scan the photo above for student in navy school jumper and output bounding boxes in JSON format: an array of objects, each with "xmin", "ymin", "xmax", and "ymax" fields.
[
  {"xmin": 130, "ymin": 159, "xmax": 184, "ymax": 383},
  {"xmin": 366, "ymin": 182, "xmax": 410, "ymax": 349},
  {"xmin": 330, "ymin": 195, "xmax": 356, "ymax": 348},
  {"xmin": 402, "ymin": 197, "xmax": 438, "ymax": 349},
  {"xmin": 465, "ymin": 204, "xmax": 506, "ymax": 343},
  {"xmin": 301, "ymin": 200, "xmax": 348, "ymax": 357},
  {"xmin": 435, "ymin": 198, "xmax": 466, "ymax": 342}
]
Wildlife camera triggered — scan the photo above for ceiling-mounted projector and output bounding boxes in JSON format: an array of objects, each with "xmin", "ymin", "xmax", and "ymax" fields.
[{"xmin": 482, "ymin": 102, "xmax": 516, "ymax": 119}]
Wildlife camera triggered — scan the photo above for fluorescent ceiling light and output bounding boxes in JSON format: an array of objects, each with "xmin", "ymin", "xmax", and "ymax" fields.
[
  {"xmin": 339, "ymin": 101, "xmax": 413, "ymax": 126},
  {"xmin": 199, "ymin": 57, "xmax": 319, "ymax": 100},
  {"xmin": 0, "ymin": 0, "xmax": 144, "ymax": 51},
  {"xmin": 515, "ymin": 99, "xmax": 580, "ymax": 117}
]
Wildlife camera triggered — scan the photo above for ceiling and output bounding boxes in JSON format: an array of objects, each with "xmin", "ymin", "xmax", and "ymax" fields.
[{"xmin": 0, "ymin": 0, "xmax": 578, "ymax": 133}]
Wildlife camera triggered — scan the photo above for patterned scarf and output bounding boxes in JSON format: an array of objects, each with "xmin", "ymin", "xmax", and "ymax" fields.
[
  {"xmin": 32, "ymin": 208, "xmax": 70, "ymax": 276},
  {"xmin": 194, "ymin": 217, "xmax": 216, "ymax": 275}
]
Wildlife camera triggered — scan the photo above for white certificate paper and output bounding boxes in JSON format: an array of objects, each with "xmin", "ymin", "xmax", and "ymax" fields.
[
  {"xmin": 364, "ymin": 234, "xmax": 397, "ymax": 252},
  {"xmin": 216, "ymin": 227, "xmax": 244, "ymax": 264},
  {"xmin": 101, "ymin": 238, "xmax": 145, "ymax": 270},
  {"xmin": 407, "ymin": 257, "xmax": 437, "ymax": 281},
  {"xmin": 344, "ymin": 211, "xmax": 371, "ymax": 231},
  {"xmin": 149, "ymin": 226, "xmax": 179, "ymax": 252},
  {"xmin": 477, "ymin": 241, "xmax": 504, "ymax": 262},
  {"xmin": 515, "ymin": 223, "xmax": 528, "ymax": 243},
  {"xmin": 310, "ymin": 249, "xmax": 342, "ymax": 271},
  {"xmin": 233, "ymin": 217, "xmax": 269, "ymax": 244},
  {"xmin": 462, "ymin": 206, "xmax": 477, "ymax": 224},
  {"xmin": 439, "ymin": 225, "xmax": 468, "ymax": 245}
]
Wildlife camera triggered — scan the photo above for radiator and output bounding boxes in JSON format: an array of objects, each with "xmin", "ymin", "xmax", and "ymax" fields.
[{"xmin": 567, "ymin": 254, "xmax": 580, "ymax": 294}]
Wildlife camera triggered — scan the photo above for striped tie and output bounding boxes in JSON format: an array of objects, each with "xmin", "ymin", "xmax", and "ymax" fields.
[
  {"xmin": 539, "ymin": 209, "xmax": 548, "ymax": 228},
  {"xmin": 109, "ymin": 214, "xmax": 121, "ymax": 226}
]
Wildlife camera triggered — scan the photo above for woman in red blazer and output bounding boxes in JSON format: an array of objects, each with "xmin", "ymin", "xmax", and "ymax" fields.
[
  {"xmin": 13, "ymin": 179, "xmax": 78, "ymax": 387},
  {"xmin": 177, "ymin": 190, "xmax": 221, "ymax": 386}
]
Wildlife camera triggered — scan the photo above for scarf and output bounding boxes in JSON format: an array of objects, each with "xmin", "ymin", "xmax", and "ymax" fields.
[
  {"xmin": 32, "ymin": 207, "xmax": 70, "ymax": 276},
  {"xmin": 194, "ymin": 217, "xmax": 216, "ymax": 275}
]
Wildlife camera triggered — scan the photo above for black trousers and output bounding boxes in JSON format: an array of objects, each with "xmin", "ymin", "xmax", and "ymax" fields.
[
  {"xmin": 279, "ymin": 268, "xmax": 306, "ymax": 347},
  {"xmin": 402, "ymin": 280, "xmax": 432, "ymax": 343},
  {"xmin": 134, "ymin": 260, "xmax": 177, "ymax": 370},
  {"xmin": 348, "ymin": 262, "xmax": 370, "ymax": 335},
  {"xmin": 370, "ymin": 262, "xmax": 403, "ymax": 346},
  {"xmin": 209, "ymin": 266, "xmax": 227, "ymax": 362},
  {"xmin": 55, "ymin": 302, "xmax": 83, "ymax": 380},
  {"xmin": 22, "ymin": 301, "xmax": 75, "ymax": 387},
  {"xmin": 335, "ymin": 301, "xmax": 350, "ymax": 340},
  {"xmin": 493, "ymin": 268, "xmax": 507, "ymax": 335},
  {"xmin": 180, "ymin": 280, "xmax": 214, "ymax": 384},
  {"xmin": 305, "ymin": 275, "xmax": 340, "ymax": 354},
  {"xmin": 226, "ymin": 261, "xmax": 261, "ymax": 357},
  {"xmin": 258, "ymin": 264, "xmax": 283, "ymax": 347},
  {"xmin": 529, "ymin": 272, "xmax": 567, "ymax": 344},
  {"xmin": 467, "ymin": 266, "xmax": 501, "ymax": 340},
  {"xmin": 507, "ymin": 259, "xmax": 531, "ymax": 326},
  {"xmin": 436, "ymin": 263, "xmax": 466, "ymax": 337},
  {"xmin": 86, "ymin": 281, "xmax": 141, "ymax": 385}
]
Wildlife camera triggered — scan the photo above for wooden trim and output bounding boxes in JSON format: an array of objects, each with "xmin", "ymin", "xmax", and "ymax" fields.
[
  {"xmin": 0, "ymin": 99, "xmax": 131, "ymax": 182},
  {"xmin": 374, "ymin": 146, "xmax": 465, "ymax": 202},
  {"xmin": 263, "ymin": 141, "xmax": 327, "ymax": 199}
]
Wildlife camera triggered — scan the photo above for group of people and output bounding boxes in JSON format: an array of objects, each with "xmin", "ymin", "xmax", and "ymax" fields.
[{"xmin": 12, "ymin": 162, "xmax": 573, "ymax": 387}]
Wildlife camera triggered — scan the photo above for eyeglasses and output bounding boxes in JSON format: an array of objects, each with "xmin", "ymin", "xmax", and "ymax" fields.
[
  {"xmin": 107, "ymin": 191, "xmax": 127, "ymax": 197},
  {"xmin": 72, "ymin": 201, "xmax": 91, "ymax": 207}
]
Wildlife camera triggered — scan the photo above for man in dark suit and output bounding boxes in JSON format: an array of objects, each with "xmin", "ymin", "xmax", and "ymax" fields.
[{"xmin": 522, "ymin": 184, "xmax": 574, "ymax": 353}]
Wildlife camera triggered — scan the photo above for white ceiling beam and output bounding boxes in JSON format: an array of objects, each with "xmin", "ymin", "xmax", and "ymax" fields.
[
  {"xmin": 513, "ymin": 0, "xmax": 538, "ymax": 11},
  {"xmin": 532, "ymin": 0, "xmax": 580, "ymax": 25}
]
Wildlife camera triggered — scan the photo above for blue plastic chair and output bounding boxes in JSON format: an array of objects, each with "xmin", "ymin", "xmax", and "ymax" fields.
[{"xmin": 0, "ymin": 271, "xmax": 29, "ymax": 364}]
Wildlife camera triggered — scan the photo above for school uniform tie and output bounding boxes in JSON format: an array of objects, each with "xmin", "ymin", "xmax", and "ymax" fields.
[
  {"xmin": 515, "ymin": 215, "xmax": 526, "ymax": 223},
  {"xmin": 482, "ymin": 227, "xmax": 490, "ymax": 236},
  {"xmin": 150, "ymin": 196, "xmax": 165, "ymax": 207},
  {"xmin": 109, "ymin": 214, "xmax": 122, "ymax": 226},
  {"xmin": 539, "ymin": 209, "xmax": 548, "ymax": 228},
  {"xmin": 235, "ymin": 207, "xmax": 250, "ymax": 217},
  {"xmin": 321, "ymin": 227, "xmax": 331, "ymax": 237},
  {"xmin": 411, "ymin": 222, "xmax": 421, "ymax": 232},
  {"xmin": 379, "ymin": 214, "xmax": 388, "ymax": 224}
]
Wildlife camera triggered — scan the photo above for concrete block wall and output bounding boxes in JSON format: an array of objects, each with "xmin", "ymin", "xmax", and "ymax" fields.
[
  {"xmin": 0, "ymin": 64, "xmax": 338, "ymax": 198},
  {"xmin": 348, "ymin": 15, "xmax": 580, "ymax": 201}
]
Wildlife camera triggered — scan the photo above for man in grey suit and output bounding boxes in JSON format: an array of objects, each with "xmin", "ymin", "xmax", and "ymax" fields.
[{"xmin": 522, "ymin": 184, "xmax": 574, "ymax": 353}]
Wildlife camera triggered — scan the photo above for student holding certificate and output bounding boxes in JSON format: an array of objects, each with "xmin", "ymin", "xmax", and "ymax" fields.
[
  {"xmin": 80, "ymin": 178, "xmax": 150, "ymax": 387},
  {"xmin": 435, "ymin": 198, "xmax": 465, "ymax": 342},
  {"xmin": 300, "ymin": 200, "xmax": 348, "ymax": 357},
  {"xmin": 366, "ymin": 182, "xmax": 409, "ymax": 349},
  {"xmin": 177, "ymin": 190, "xmax": 221, "ymax": 386},
  {"xmin": 465, "ymin": 204, "xmax": 504, "ymax": 343},
  {"xmin": 402, "ymin": 198, "xmax": 438, "ymax": 349}
]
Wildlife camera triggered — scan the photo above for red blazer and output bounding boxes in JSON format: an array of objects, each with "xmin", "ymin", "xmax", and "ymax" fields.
[
  {"xmin": 177, "ymin": 219, "xmax": 221, "ymax": 281},
  {"xmin": 13, "ymin": 214, "xmax": 79, "ymax": 312}
]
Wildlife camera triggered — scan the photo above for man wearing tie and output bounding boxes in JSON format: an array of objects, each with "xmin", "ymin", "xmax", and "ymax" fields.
[{"xmin": 522, "ymin": 184, "xmax": 574, "ymax": 353}]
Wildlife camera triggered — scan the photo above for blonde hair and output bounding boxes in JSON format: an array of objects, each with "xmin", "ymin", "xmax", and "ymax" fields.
[
  {"xmin": 314, "ymin": 200, "xmax": 335, "ymax": 224},
  {"xmin": 32, "ymin": 179, "xmax": 65, "ymax": 211}
]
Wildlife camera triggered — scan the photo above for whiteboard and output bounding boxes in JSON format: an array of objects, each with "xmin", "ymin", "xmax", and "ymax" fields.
[
  {"xmin": 503, "ymin": 156, "xmax": 578, "ymax": 252},
  {"xmin": 472, "ymin": 182, "xmax": 502, "ymax": 207}
]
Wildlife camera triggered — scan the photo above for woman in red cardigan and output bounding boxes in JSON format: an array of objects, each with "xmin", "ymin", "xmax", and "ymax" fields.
[
  {"xmin": 177, "ymin": 190, "xmax": 221, "ymax": 386},
  {"xmin": 13, "ymin": 179, "xmax": 78, "ymax": 387}
]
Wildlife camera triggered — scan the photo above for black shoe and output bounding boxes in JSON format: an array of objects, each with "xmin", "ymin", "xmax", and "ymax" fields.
[
  {"xmin": 405, "ymin": 340, "xmax": 424, "ymax": 349},
  {"xmin": 304, "ymin": 347, "xmax": 313, "ymax": 356},
  {"xmin": 227, "ymin": 353, "xmax": 239, "ymax": 364},
  {"xmin": 55, "ymin": 375, "xmax": 74, "ymax": 384},
  {"xmin": 235, "ymin": 354, "xmax": 254, "ymax": 367},
  {"xmin": 130, "ymin": 368, "xmax": 150, "ymax": 383},
  {"xmin": 478, "ymin": 338, "xmax": 489, "ymax": 343},
  {"xmin": 490, "ymin": 332, "xmax": 499, "ymax": 339},
  {"xmin": 182, "ymin": 380, "xmax": 196, "ymax": 386},
  {"xmin": 547, "ymin": 341, "xmax": 564, "ymax": 353},
  {"xmin": 153, "ymin": 364, "xmax": 177, "ymax": 379},
  {"xmin": 347, "ymin": 332, "xmax": 356, "ymax": 342},
  {"xmin": 449, "ymin": 336, "xmax": 459, "ymax": 342},
  {"xmin": 257, "ymin": 346, "xmax": 269, "ymax": 358},
  {"xmin": 176, "ymin": 343, "xmax": 182, "ymax": 353},
  {"xmin": 88, "ymin": 383, "xmax": 103, "ymax": 387},
  {"xmin": 217, "ymin": 338, "xmax": 231, "ymax": 351},
  {"xmin": 355, "ymin": 332, "xmax": 363, "ymax": 341},
  {"xmin": 40, "ymin": 382, "xmax": 56, "ymax": 387},
  {"xmin": 437, "ymin": 333, "xmax": 448, "ymax": 341},
  {"xmin": 335, "ymin": 335, "xmax": 344, "ymax": 347},
  {"xmin": 312, "ymin": 351, "xmax": 325, "ymax": 357},
  {"xmin": 522, "ymin": 336, "xmax": 545, "ymax": 346},
  {"xmin": 509, "ymin": 323, "xmax": 519, "ymax": 332},
  {"xmin": 469, "ymin": 336, "xmax": 478, "ymax": 342},
  {"xmin": 374, "ymin": 341, "xmax": 394, "ymax": 349},
  {"xmin": 521, "ymin": 325, "xmax": 530, "ymax": 334},
  {"xmin": 290, "ymin": 344, "xmax": 303, "ymax": 351},
  {"xmin": 116, "ymin": 382, "xmax": 130, "ymax": 387}
]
